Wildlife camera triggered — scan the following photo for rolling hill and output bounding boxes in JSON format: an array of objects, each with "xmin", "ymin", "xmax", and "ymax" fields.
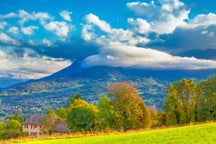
[
  {"xmin": 12, "ymin": 122, "xmax": 216, "ymax": 144},
  {"xmin": 0, "ymin": 57, "xmax": 216, "ymax": 118}
]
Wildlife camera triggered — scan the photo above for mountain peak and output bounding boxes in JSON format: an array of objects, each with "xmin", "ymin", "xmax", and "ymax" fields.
[{"xmin": 40, "ymin": 55, "xmax": 88, "ymax": 80}]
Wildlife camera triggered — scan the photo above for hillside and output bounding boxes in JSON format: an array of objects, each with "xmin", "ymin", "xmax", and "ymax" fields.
[
  {"xmin": 0, "ymin": 61, "xmax": 216, "ymax": 118},
  {"xmin": 12, "ymin": 123, "xmax": 216, "ymax": 144}
]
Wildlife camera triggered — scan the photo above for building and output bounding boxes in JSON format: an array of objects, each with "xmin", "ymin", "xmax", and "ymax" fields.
[
  {"xmin": 22, "ymin": 115, "xmax": 44, "ymax": 137},
  {"xmin": 53, "ymin": 119, "xmax": 70, "ymax": 134},
  {"xmin": 22, "ymin": 115, "xmax": 70, "ymax": 136}
]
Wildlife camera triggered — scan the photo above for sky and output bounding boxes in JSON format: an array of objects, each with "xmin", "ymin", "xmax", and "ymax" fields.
[{"xmin": 0, "ymin": 0, "xmax": 216, "ymax": 79}]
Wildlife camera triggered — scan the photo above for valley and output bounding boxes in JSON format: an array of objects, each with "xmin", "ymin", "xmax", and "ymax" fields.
[{"xmin": 0, "ymin": 64, "xmax": 216, "ymax": 118}]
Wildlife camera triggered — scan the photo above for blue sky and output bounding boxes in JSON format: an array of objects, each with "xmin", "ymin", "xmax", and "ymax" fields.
[{"xmin": 0, "ymin": 0, "xmax": 216, "ymax": 79}]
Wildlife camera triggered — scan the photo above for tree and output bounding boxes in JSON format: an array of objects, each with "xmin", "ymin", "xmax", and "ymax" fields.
[
  {"xmin": 42, "ymin": 110, "xmax": 58, "ymax": 135},
  {"xmin": 0, "ymin": 122, "xmax": 5, "ymax": 132},
  {"xmin": 97, "ymin": 95, "xmax": 117, "ymax": 130},
  {"xmin": 9, "ymin": 114, "xmax": 26, "ymax": 123},
  {"xmin": 67, "ymin": 93, "xmax": 82, "ymax": 107},
  {"xmin": 6, "ymin": 120, "xmax": 21, "ymax": 131},
  {"xmin": 67, "ymin": 99, "xmax": 98, "ymax": 132},
  {"xmin": 56, "ymin": 108, "xmax": 68, "ymax": 121},
  {"xmin": 198, "ymin": 76, "xmax": 216, "ymax": 121},
  {"xmin": 164, "ymin": 79, "xmax": 197, "ymax": 125},
  {"xmin": 109, "ymin": 82, "xmax": 151, "ymax": 131}
]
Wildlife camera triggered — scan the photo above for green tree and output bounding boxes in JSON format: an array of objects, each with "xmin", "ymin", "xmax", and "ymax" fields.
[
  {"xmin": 56, "ymin": 108, "xmax": 68, "ymax": 121},
  {"xmin": 6, "ymin": 120, "xmax": 21, "ymax": 131},
  {"xmin": 109, "ymin": 82, "xmax": 151, "ymax": 131},
  {"xmin": 9, "ymin": 114, "xmax": 26, "ymax": 123},
  {"xmin": 164, "ymin": 79, "xmax": 197, "ymax": 125},
  {"xmin": 0, "ymin": 122, "xmax": 5, "ymax": 132},
  {"xmin": 198, "ymin": 76, "xmax": 216, "ymax": 121},
  {"xmin": 42, "ymin": 110, "xmax": 58, "ymax": 135},
  {"xmin": 67, "ymin": 93, "xmax": 82, "ymax": 107},
  {"xmin": 97, "ymin": 95, "xmax": 117, "ymax": 130},
  {"xmin": 67, "ymin": 99, "xmax": 98, "ymax": 132}
]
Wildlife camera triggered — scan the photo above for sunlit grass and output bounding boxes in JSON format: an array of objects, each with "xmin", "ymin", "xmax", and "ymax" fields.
[{"xmin": 8, "ymin": 122, "xmax": 216, "ymax": 144}]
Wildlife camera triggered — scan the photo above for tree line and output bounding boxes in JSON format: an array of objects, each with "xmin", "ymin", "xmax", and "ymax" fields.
[
  {"xmin": 45, "ymin": 82, "xmax": 152, "ymax": 133},
  {"xmin": 1, "ymin": 75, "xmax": 216, "ymax": 139},
  {"xmin": 164, "ymin": 76, "xmax": 216, "ymax": 125}
]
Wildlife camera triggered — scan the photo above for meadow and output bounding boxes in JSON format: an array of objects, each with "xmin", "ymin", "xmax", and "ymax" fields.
[{"xmin": 8, "ymin": 122, "xmax": 216, "ymax": 144}]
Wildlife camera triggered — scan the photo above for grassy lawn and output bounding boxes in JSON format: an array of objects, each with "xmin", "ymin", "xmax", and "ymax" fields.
[{"xmin": 10, "ymin": 123, "xmax": 216, "ymax": 144}]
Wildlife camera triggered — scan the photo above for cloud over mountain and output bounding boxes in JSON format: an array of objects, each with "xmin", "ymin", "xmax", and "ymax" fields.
[{"xmin": 0, "ymin": 0, "xmax": 216, "ymax": 79}]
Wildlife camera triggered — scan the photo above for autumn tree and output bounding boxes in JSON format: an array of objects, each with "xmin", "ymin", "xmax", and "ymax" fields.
[
  {"xmin": 164, "ymin": 79, "xmax": 197, "ymax": 125},
  {"xmin": 109, "ymin": 82, "xmax": 151, "ymax": 131}
]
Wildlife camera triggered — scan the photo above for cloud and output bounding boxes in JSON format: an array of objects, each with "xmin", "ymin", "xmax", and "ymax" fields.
[
  {"xmin": 42, "ymin": 38, "xmax": 52, "ymax": 46},
  {"xmin": 18, "ymin": 10, "xmax": 51, "ymax": 25},
  {"xmin": 42, "ymin": 21, "xmax": 70, "ymax": 37},
  {"xmin": 148, "ymin": 25, "xmax": 216, "ymax": 53},
  {"xmin": 0, "ymin": 32, "xmax": 20, "ymax": 45},
  {"xmin": 185, "ymin": 13, "xmax": 216, "ymax": 29},
  {"xmin": 0, "ymin": 12, "xmax": 17, "ymax": 19},
  {"xmin": 21, "ymin": 26, "xmax": 39, "ymax": 35},
  {"xmin": 82, "ymin": 13, "xmax": 150, "ymax": 46},
  {"xmin": 126, "ymin": 0, "xmax": 190, "ymax": 34},
  {"xmin": 60, "ymin": 10, "xmax": 72, "ymax": 21},
  {"xmin": 31, "ymin": 36, "xmax": 99, "ymax": 60},
  {"xmin": 81, "ymin": 12, "xmax": 216, "ymax": 70},
  {"xmin": 0, "ymin": 47, "xmax": 71, "ymax": 79},
  {"xmin": 7, "ymin": 26, "xmax": 19, "ymax": 34},
  {"xmin": 83, "ymin": 43, "xmax": 216, "ymax": 70},
  {"xmin": 0, "ymin": 21, "xmax": 7, "ymax": 29},
  {"xmin": 128, "ymin": 18, "xmax": 150, "ymax": 34},
  {"xmin": 84, "ymin": 13, "xmax": 111, "ymax": 32}
]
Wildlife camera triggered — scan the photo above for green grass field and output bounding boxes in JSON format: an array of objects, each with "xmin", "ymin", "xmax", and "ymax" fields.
[{"xmin": 11, "ymin": 123, "xmax": 216, "ymax": 144}]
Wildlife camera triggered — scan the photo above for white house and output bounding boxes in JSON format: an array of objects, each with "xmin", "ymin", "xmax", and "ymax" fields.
[
  {"xmin": 22, "ymin": 115, "xmax": 44, "ymax": 137},
  {"xmin": 22, "ymin": 115, "xmax": 70, "ymax": 136}
]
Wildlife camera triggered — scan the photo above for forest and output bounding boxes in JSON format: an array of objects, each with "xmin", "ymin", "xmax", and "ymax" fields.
[{"xmin": 0, "ymin": 75, "xmax": 216, "ymax": 139}]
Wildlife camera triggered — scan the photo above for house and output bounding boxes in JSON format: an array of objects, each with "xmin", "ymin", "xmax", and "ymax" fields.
[
  {"xmin": 22, "ymin": 115, "xmax": 70, "ymax": 136},
  {"xmin": 22, "ymin": 115, "xmax": 44, "ymax": 137},
  {"xmin": 53, "ymin": 119, "xmax": 70, "ymax": 134}
]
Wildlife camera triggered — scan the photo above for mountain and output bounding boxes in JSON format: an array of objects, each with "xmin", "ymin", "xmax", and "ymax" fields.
[
  {"xmin": 0, "ymin": 58, "xmax": 216, "ymax": 118},
  {"xmin": 41, "ymin": 56, "xmax": 86, "ymax": 80},
  {"xmin": 0, "ymin": 77, "xmax": 27, "ymax": 89}
]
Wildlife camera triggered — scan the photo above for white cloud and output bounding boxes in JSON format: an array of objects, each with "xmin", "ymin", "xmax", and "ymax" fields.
[
  {"xmin": 82, "ymin": 13, "xmax": 150, "ymax": 46},
  {"xmin": 128, "ymin": 18, "xmax": 150, "ymax": 34},
  {"xmin": 42, "ymin": 39, "xmax": 52, "ymax": 46},
  {"xmin": 0, "ymin": 33, "xmax": 20, "ymax": 45},
  {"xmin": 60, "ymin": 10, "xmax": 72, "ymax": 21},
  {"xmin": 21, "ymin": 26, "xmax": 39, "ymax": 35},
  {"xmin": 96, "ymin": 28, "xmax": 150, "ymax": 46},
  {"xmin": 42, "ymin": 21, "xmax": 70, "ymax": 37},
  {"xmin": 186, "ymin": 13, "xmax": 216, "ymax": 29},
  {"xmin": 0, "ymin": 21, "xmax": 7, "ymax": 29},
  {"xmin": 201, "ymin": 30, "xmax": 214, "ymax": 38},
  {"xmin": 7, "ymin": 26, "xmax": 19, "ymax": 34},
  {"xmin": 0, "ymin": 12, "xmax": 17, "ymax": 19},
  {"xmin": 18, "ymin": 10, "xmax": 51, "ymax": 25},
  {"xmin": 0, "ymin": 47, "xmax": 71, "ymax": 79},
  {"xmin": 83, "ymin": 43, "xmax": 216, "ymax": 69},
  {"xmin": 85, "ymin": 13, "xmax": 111, "ymax": 32},
  {"xmin": 82, "ymin": 24, "xmax": 96, "ymax": 41},
  {"xmin": 126, "ymin": 0, "xmax": 190, "ymax": 34}
]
